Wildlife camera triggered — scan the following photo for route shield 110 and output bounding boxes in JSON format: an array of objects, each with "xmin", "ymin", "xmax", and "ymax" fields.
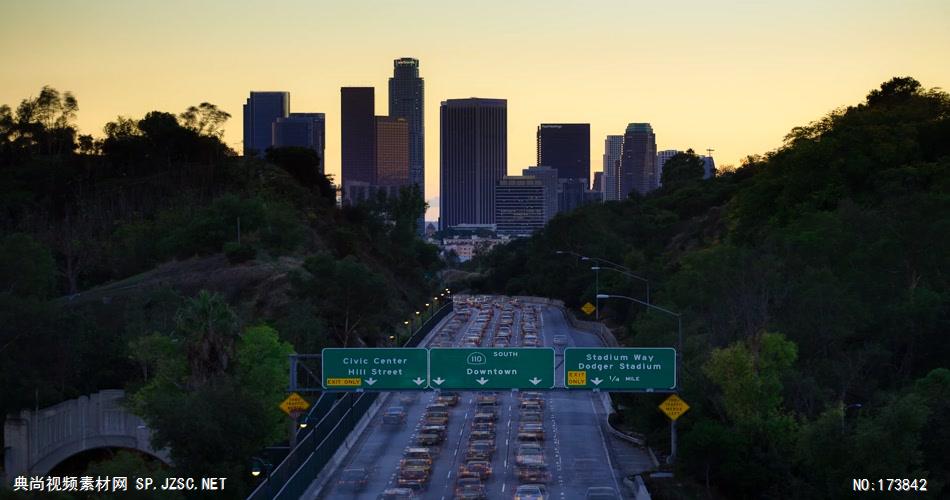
[
  {"xmin": 321, "ymin": 348, "xmax": 428, "ymax": 391},
  {"xmin": 564, "ymin": 347, "xmax": 676, "ymax": 391}
]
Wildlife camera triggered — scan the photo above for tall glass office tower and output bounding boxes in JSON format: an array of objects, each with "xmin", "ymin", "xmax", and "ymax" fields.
[
  {"xmin": 243, "ymin": 91, "xmax": 289, "ymax": 157},
  {"xmin": 620, "ymin": 123, "xmax": 657, "ymax": 196},
  {"xmin": 389, "ymin": 58, "xmax": 425, "ymax": 231}
]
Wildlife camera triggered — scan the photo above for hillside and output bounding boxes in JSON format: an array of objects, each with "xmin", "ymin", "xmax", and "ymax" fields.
[
  {"xmin": 467, "ymin": 77, "xmax": 950, "ymax": 498},
  {"xmin": 0, "ymin": 92, "xmax": 442, "ymax": 497}
]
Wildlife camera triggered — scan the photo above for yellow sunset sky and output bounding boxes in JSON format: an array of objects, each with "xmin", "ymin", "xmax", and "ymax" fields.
[{"xmin": 2, "ymin": 0, "xmax": 948, "ymax": 219}]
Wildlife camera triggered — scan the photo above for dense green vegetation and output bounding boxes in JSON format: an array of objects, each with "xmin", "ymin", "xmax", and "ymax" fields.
[
  {"xmin": 0, "ymin": 87, "xmax": 441, "ymax": 497},
  {"xmin": 468, "ymin": 77, "xmax": 949, "ymax": 498}
]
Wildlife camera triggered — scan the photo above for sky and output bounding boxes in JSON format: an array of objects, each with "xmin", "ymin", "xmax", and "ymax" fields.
[{"xmin": 2, "ymin": 0, "xmax": 949, "ymax": 220}]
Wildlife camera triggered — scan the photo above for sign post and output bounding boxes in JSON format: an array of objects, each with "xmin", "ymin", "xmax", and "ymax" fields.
[
  {"xmin": 321, "ymin": 348, "xmax": 428, "ymax": 391},
  {"xmin": 564, "ymin": 348, "xmax": 676, "ymax": 390},
  {"xmin": 659, "ymin": 394, "xmax": 689, "ymax": 464},
  {"xmin": 428, "ymin": 348, "xmax": 555, "ymax": 390}
]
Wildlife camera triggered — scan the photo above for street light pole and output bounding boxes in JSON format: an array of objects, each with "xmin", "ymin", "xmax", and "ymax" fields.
[
  {"xmin": 597, "ymin": 293, "xmax": 683, "ymax": 464},
  {"xmin": 595, "ymin": 266, "xmax": 600, "ymax": 320},
  {"xmin": 556, "ymin": 250, "xmax": 651, "ymax": 304}
]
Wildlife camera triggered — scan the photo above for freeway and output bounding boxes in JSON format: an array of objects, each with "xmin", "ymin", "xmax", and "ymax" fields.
[{"xmin": 311, "ymin": 296, "xmax": 626, "ymax": 500}]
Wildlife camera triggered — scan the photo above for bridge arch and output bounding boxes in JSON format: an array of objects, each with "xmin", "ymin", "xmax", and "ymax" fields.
[{"xmin": 3, "ymin": 390, "xmax": 171, "ymax": 482}]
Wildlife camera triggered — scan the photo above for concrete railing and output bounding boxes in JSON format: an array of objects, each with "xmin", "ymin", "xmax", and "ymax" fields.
[{"xmin": 3, "ymin": 390, "xmax": 170, "ymax": 485}]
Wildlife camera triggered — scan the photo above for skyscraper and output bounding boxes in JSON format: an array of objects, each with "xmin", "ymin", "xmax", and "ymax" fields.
[
  {"xmin": 536, "ymin": 124, "xmax": 590, "ymax": 183},
  {"xmin": 440, "ymin": 98, "xmax": 507, "ymax": 229},
  {"xmin": 620, "ymin": 123, "xmax": 657, "ymax": 196},
  {"xmin": 495, "ymin": 176, "xmax": 545, "ymax": 236},
  {"xmin": 272, "ymin": 113, "xmax": 326, "ymax": 169},
  {"xmin": 388, "ymin": 58, "xmax": 425, "ymax": 192},
  {"xmin": 603, "ymin": 135, "xmax": 624, "ymax": 200},
  {"xmin": 656, "ymin": 149, "xmax": 681, "ymax": 187},
  {"xmin": 522, "ymin": 166, "xmax": 558, "ymax": 222},
  {"xmin": 375, "ymin": 116, "xmax": 410, "ymax": 195},
  {"xmin": 389, "ymin": 58, "xmax": 425, "ymax": 233},
  {"xmin": 243, "ymin": 91, "xmax": 289, "ymax": 157},
  {"xmin": 341, "ymin": 87, "xmax": 376, "ymax": 203}
]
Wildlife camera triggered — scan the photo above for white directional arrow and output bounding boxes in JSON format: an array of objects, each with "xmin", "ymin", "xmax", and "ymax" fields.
[
  {"xmin": 529, "ymin": 377, "xmax": 542, "ymax": 385},
  {"xmin": 475, "ymin": 377, "xmax": 489, "ymax": 385},
  {"xmin": 432, "ymin": 377, "xmax": 445, "ymax": 386},
  {"xmin": 413, "ymin": 377, "xmax": 425, "ymax": 386},
  {"xmin": 591, "ymin": 378, "xmax": 603, "ymax": 386},
  {"xmin": 365, "ymin": 378, "xmax": 377, "ymax": 386}
]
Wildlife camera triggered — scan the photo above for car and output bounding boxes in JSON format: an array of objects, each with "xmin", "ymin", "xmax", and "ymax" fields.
[
  {"xmin": 456, "ymin": 485, "xmax": 488, "ymax": 499},
  {"xmin": 402, "ymin": 448, "xmax": 435, "ymax": 464},
  {"xmin": 396, "ymin": 467, "xmax": 428, "ymax": 490},
  {"xmin": 517, "ymin": 463, "xmax": 551, "ymax": 483},
  {"xmin": 421, "ymin": 424, "xmax": 447, "ymax": 440},
  {"xmin": 471, "ymin": 421, "xmax": 495, "ymax": 433},
  {"xmin": 476, "ymin": 394, "xmax": 498, "ymax": 406},
  {"xmin": 553, "ymin": 335, "xmax": 568, "ymax": 346},
  {"xmin": 458, "ymin": 460, "xmax": 492, "ymax": 479},
  {"xmin": 337, "ymin": 467, "xmax": 368, "ymax": 491},
  {"xmin": 398, "ymin": 393, "xmax": 417, "ymax": 406},
  {"xmin": 415, "ymin": 433, "xmax": 442, "ymax": 447},
  {"xmin": 423, "ymin": 410, "xmax": 449, "ymax": 426},
  {"xmin": 520, "ymin": 399, "xmax": 543, "ymax": 411},
  {"xmin": 473, "ymin": 411, "xmax": 497, "ymax": 424},
  {"xmin": 520, "ymin": 411, "xmax": 543, "ymax": 424},
  {"xmin": 516, "ymin": 443, "xmax": 544, "ymax": 466},
  {"xmin": 454, "ymin": 476, "xmax": 483, "ymax": 496},
  {"xmin": 436, "ymin": 391, "xmax": 460, "ymax": 406},
  {"xmin": 469, "ymin": 430, "xmax": 495, "ymax": 443},
  {"xmin": 585, "ymin": 486, "xmax": 621, "ymax": 499},
  {"xmin": 465, "ymin": 440, "xmax": 494, "ymax": 461},
  {"xmin": 514, "ymin": 484, "xmax": 547, "ymax": 500},
  {"xmin": 399, "ymin": 458, "xmax": 432, "ymax": 475},
  {"xmin": 518, "ymin": 423, "xmax": 545, "ymax": 441},
  {"xmin": 377, "ymin": 487, "xmax": 417, "ymax": 500},
  {"xmin": 382, "ymin": 406, "xmax": 407, "ymax": 425}
]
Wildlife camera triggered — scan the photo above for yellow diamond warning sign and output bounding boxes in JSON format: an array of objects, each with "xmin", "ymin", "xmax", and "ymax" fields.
[
  {"xmin": 279, "ymin": 392, "xmax": 310, "ymax": 415},
  {"xmin": 581, "ymin": 302, "xmax": 596, "ymax": 315},
  {"xmin": 567, "ymin": 370, "xmax": 587, "ymax": 386},
  {"xmin": 659, "ymin": 394, "xmax": 690, "ymax": 421}
]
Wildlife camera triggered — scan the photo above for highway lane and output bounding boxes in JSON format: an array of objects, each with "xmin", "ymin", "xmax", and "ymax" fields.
[{"xmin": 315, "ymin": 297, "xmax": 624, "ymax": 500}]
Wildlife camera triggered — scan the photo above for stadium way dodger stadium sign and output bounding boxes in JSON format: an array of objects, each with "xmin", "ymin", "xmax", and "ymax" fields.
[{"xmin": 564, "ymin": 347, "xmax": 676, "ymax": 390}]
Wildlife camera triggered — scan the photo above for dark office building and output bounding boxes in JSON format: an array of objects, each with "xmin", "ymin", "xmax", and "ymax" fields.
[
  {"xmin": 592, "ymin": 171, "xmax": 604, "ymax": 194},
  {"xmin": 341, "ymin": 87, "xmax": 376, "ymax": 203},
  {"xmin": 440, "ymin": 98, "xmax": 507, "ymax": 229},
  {"xmin": 620, "ymin": 123, "xmax": 657, "ymax": 196},
  {"xmin": 495, "ymin": 176, "xmax": 545, "ymax": 237},
  {"xmin": 375, "ymin": 116, "xmax": 410, "ymax": 194},
  {"xmin": 537, "ymin": 123, "xmax": 590, "ymax": 183},
  {"xmin": 272, "ymin": 113, "xmax": 325, "ymax": 171},
  {"xmin": 243, "ymin": 91, "xmax": 289, "ymax": 157},
  {"xmin": 557, "ymin": 178, "xmax": 588, "ymax": 213}
]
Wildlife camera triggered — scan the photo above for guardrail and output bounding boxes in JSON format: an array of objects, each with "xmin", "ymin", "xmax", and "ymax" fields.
[{"xmin": 247, "ymin": 303, "xmax": 453, "ymax": 500}]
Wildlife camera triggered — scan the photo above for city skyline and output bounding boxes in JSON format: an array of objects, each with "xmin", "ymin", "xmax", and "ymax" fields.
[{"xmin": 3, "ymin": 1, "xmax": 949, "ymax": 219}]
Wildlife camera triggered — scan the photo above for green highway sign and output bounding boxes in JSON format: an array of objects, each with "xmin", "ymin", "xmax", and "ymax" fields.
[
  {"xmin": 564, "ymin": 348, "xmax": 676, "ymax": 391},
  {"xmin": 321, "ymin": 348, "xmax": 428, "ymax": 391},
  {"xmin": 429, "ymin": 348, "xmax": 555, "ymax": 390}
]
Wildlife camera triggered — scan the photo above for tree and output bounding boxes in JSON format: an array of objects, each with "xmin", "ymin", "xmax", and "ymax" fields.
[
  {"xmin": 0, "ymin": 233, "xmax": 55, "ymax": 298},
  {"xmin": 295, "ymin": 254, "xmax": 393, "ymax": 346},
  {"xmin": 660, "ymin": 148, "xmax": 705, "ymax": 189},
  {"xmin": 179, "ymin": 102, "xmax": 231, "ymax": 138},
  {"xmin": 235, "ymin": 325, "xmax": 293, "ymax": 442},
  {"xmin": 174, "ymin": 291, "xmax": 240, "ymax": 387}
]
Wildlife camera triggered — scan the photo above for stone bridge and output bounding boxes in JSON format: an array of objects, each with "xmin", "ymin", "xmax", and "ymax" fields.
[{"xmin": 3, "ymin": 390, "xmax": 171, "ymax": 483}]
